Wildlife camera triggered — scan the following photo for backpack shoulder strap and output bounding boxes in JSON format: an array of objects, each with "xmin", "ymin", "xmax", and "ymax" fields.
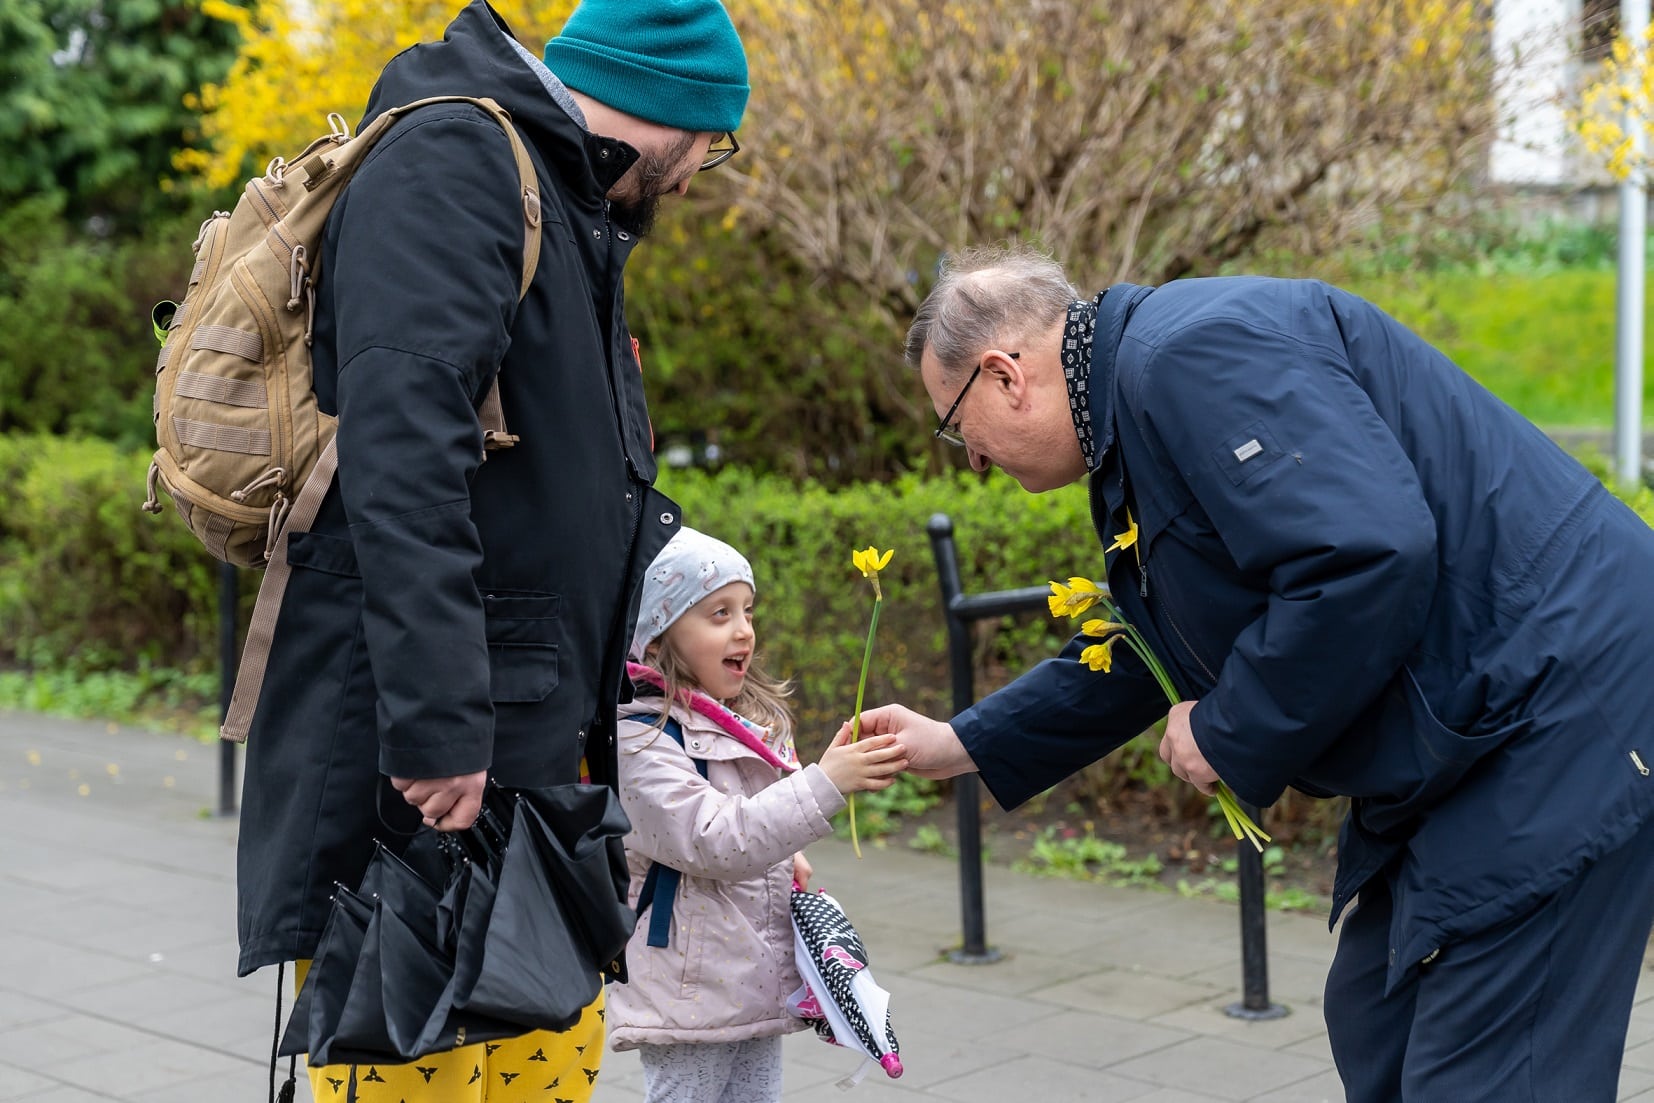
[{"xmin": 633, "ymin": 714, "xmax": 707, "ymax": 948}]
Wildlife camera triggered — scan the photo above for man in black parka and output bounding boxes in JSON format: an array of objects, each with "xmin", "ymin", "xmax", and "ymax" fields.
[
  {"xmin": 857, "ymin": 244, "xmax": 1654, "ymax": 1102},
  {"xmin": 233, "ymin": 1, "xmax": 748, "ymax": 1097}
]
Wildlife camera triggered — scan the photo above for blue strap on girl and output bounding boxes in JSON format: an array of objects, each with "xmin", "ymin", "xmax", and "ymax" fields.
[{"xmin": 634, "ymin": 715, "xmax": 706, "ymax": 948}]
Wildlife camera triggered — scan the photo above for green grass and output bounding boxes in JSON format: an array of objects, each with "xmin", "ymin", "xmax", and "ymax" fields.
[
  {"xmin": 0, "ymin": 666, "xmax": 219, "ymax": 740},
  {"xmin": 1348, "ymin": 266, "xmax": 1649, "ymax": 429}
]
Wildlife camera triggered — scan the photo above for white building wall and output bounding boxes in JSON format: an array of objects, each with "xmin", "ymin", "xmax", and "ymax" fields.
[{"xmin": 1491, "ymin": 0, "xmax": 1579, "ymax": 185}]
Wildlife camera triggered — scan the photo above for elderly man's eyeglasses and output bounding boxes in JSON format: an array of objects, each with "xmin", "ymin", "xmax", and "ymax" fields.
[
  {"xmin": 700, "ymin": 133, "xmax": 740, "ymax": 172},
  {"xmin": 934, "ymin": 352, "xmax": 1017, "ymax": 447}
]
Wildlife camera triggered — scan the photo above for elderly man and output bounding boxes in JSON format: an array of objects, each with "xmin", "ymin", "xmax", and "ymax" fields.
[
  {"xmin": 232, "ymin": 0, "xmax": 749, "ymax": 1099},
  {"xmin": 855, "ymin": 244, "xmax": 1654, "ymax": 1102}
]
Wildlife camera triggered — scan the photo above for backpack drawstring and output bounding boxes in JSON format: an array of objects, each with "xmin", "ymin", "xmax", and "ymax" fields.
[
  {"xmin": 231, "ymin": 467, "xmax": 287, "ymax": 503},
  {"xmin": 141, "ymin": 462, "xmax": 162, "ymax": 514},
  {"xmin": 287, "ymin": 245, "xmax": 316, "ymax": 348}
]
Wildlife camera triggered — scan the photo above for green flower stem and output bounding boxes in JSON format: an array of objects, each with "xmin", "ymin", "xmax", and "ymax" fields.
[
  {"xmin": 1094, "ymin": 596, "xmax": 1271, "ymax": 852},
  {"xmin": 846, "ymin": 594, "xmax": 883, "ymax": 859}
]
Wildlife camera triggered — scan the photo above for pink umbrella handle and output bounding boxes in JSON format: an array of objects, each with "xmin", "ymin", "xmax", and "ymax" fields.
[{"xmin": 880, "ymin": 1054, "xmax": 903, "ymax": 1078}]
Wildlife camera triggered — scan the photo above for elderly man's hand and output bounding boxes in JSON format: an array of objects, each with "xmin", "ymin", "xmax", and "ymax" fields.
[
  {"xmin": 391, "ymin": 770, "xmax": 488, "ymax": 831},
  {"xmin": 839, "ymin": 705, "xmax": 976, "ymax": 780},
  {"xmin": 1158, "ymin": 700, "xmax": 1219, "ymax": 796}
]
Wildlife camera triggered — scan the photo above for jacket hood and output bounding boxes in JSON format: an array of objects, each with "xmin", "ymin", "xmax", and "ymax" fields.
[{"xmin": 363, "ymin": 0, "xmax": 636, "ymax": 202}]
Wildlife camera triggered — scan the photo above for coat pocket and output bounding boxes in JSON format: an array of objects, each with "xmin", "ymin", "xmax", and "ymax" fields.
[
  {"xmin": 483, "ymin": 590, "xmax": 561, "ymax": 702},
  {"xmin": 285, "ymin": 529, "xmax": 360, "ymax": 577},
  {"xmin": 1342, "ymin": 667, "xmax": 1532, "ymax": 837}
]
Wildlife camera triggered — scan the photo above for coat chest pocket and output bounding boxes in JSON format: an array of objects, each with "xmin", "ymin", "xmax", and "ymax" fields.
[{"xmin": 483, "ymin": 591, "xmax": 560, "ymax": 703}]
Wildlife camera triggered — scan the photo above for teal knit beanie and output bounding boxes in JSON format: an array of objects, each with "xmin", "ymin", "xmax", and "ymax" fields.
[{"xmin": 542, "ymin": 0, "xmax": 749, "ymax": 135}]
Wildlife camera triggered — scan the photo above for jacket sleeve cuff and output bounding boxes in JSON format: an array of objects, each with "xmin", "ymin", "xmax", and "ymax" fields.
[
  {"xmin": 379, "ymin": 730, "xmax": 493, "ymax": 780},
  {"xmin": 951, "ymin": 706, "xmax": 1032, "ymax": 811},
  {"xmin": 799, "ymin": 763, "xmax": 848, "ymax": 820},
  {"xmin": 1189, "ymin": 699, "xmax": 1286, "ymax": 808}
]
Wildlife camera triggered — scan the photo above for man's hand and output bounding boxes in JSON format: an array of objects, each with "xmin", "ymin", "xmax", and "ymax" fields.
[
  {"xmin": 838, "ymin": 705, "xmax": 976, "ymax": 780},
  {"xmin": 391, "ymin": 770, "xmax": 488, "ymax": 831},
  {"xmin": 1159, "ymin": 700, "xmax": 1219, "ymax": 796}
]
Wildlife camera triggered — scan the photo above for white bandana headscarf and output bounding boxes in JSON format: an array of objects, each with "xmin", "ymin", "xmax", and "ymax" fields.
[{"xmin": 629, "ymin": 527, "xmax": 756, "ymax": 661}]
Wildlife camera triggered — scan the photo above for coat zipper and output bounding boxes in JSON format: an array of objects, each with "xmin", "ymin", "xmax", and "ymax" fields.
[
  {"xmin": 594, "ymin": 203, "xmax": 638, "ymax": 473},
  {"xmin": 1142, "ymin": 560, "xmax": 1219, "ymax": 688}
]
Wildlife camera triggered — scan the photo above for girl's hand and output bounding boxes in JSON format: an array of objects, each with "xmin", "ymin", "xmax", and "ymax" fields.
[
  {"xmin": 792, "ymin": 851, "xmax": 814, "ymax": 892},
  {"xmin": 818, "ymin": 728, "xmax": 908, "ymax": 795}
]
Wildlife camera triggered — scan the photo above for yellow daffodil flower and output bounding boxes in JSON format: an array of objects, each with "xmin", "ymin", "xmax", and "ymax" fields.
[
  {"xmin": 1080, "ymin": 639, "xmax": 1116, "ymax": 672},
  {"xmin": 1080, "ymin": 618, "xmax": 1123, "ymax": 637},
  {"xmin": 1105, "ymin": 518, "xmax": 1139, "ymax": 555},
  {"xmin": 852, "ymin": 545, "xmax": 894, "ymax": 577},
  {"xmin": 1047, "ymin": 575, "xmax": 1105, "ymax": 619}
]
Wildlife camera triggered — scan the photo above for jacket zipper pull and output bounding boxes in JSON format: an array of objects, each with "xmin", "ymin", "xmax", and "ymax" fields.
[{"xmin": 1139, "ymin": 561, "xmax": 1150, "ymax": 599}]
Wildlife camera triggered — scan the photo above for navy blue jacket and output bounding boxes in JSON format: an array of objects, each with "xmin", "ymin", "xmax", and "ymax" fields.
[
  {"xmin": 954, "ymin": 277, "xmax": 1654, "ymax": 993},
  {"xmin": 235, "ymin": 2, "xmax": 677, "ymax": 975}
]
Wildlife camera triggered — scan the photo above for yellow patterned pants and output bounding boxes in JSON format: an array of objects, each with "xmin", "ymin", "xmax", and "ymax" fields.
[{"xmin": 292, "ymin": 960, "xmax": 605, "ymax": 1102}]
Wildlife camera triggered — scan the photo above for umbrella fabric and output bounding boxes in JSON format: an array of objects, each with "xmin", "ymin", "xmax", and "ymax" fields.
[
  {"xmin": 451, "ymin": 792, "xmax": 601, "ymax": 1032},
  {"xmin": 280, "ymin": 885, "xmax": 374, "ymax": 1065},
  {"xmin": 346, "ymin": 841, "xmax": 446, "ymax": 1053},
  {"xmin": 515, "ymin": 784, "xmax": 635, "ymax": 981},
  {"xmin": 789, "ymin": 887, "xmax": 903, "ymax": 1086},
  {"xmin": 281, "ymin": 781, "xmax": 636, "ymax": 1065}
]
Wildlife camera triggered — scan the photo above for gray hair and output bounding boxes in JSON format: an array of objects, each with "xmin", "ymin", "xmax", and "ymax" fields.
[{"xmin": 905, "ymin": 243, "xmax": 1078, "ymax": 381}]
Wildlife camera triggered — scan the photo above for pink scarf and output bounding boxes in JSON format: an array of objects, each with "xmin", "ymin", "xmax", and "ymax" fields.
[{"xmin": 626, "ymin": 661, "xmax": 797, "ymax": 772}]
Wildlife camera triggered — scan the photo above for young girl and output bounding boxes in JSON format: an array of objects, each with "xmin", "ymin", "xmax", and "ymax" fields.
[{"xmin": 609, "ymin": 526, "xmax": 908, "ymax": 1102}]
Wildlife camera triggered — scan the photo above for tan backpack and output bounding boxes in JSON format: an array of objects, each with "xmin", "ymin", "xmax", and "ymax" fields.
[{"xmin": 144, "ymin": 97, "xmax": 544, "ymax": 741}]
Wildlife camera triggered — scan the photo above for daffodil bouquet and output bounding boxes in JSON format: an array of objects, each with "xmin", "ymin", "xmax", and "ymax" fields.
[
  {"xmin": 1050, "ymin": 523, "xmax": 1271, "ymax": 852},
  {"xmin": 846, "ymin": 545, "xmax": 893, "ymax": 858}
]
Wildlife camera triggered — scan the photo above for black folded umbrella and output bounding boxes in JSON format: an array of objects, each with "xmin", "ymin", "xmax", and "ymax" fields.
[
  {"xmin": 514, "ymin": 784, "xmax": 635, "ymax": 981},
  {"xmin": 283, "ymin": 781, "xmax": 635, "ymax": 1066},
  {"xmin": 278, "ymin": 884, "xmax": 374, "ymax": 1065},
  {"xmin": 451, "ymin": 791, "xmax": 599, "ymax": 1032}
]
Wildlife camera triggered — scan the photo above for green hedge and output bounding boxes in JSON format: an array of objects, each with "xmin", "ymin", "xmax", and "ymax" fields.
[
  {"xmin": 6, "ymin": 434, "xmax": 1651, "ymax": 839},
  {"xmin": 0, "ymin": 434, "xmax": 228, "ymax": 671},
  {"xmin": 0, "ymin": 434, "xmax": 1102, "ymax": 727}
]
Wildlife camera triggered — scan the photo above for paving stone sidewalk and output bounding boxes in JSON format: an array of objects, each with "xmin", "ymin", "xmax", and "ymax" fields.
[{"xmin": 3, "ymin": 710, "xmax": 1652, "ymax": 1102}]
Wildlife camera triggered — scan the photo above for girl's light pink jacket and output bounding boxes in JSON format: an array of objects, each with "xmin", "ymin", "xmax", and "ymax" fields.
[{"xmin": 606, "ymin": 671, "xmax": 846, "ymax": 1051}]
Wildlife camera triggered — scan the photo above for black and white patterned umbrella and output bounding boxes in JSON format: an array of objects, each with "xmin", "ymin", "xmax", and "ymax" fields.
[{"xmin": 788, "ymin": 886, "xmax": 903, "ymax": 1084}]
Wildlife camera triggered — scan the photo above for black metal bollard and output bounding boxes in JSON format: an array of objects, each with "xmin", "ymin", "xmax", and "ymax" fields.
[
  {"xmin": 217, "ymin": 560, "xmax": 239, "ymax": 817},
  {"xmin": 928, "ymin": 515, "xmax": 1002, "ymax": 965},
  {"xmin": 927, "ymin": 513, "xmax": 1281, "ymax": 1014},
  {"xmin": 1226, "ymin": 798, "xmax": 1287, "ymax": 1019}
]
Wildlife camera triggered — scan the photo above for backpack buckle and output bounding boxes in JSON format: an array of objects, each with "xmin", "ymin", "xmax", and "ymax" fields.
[{"xmin": 482, "ymin": 430, "xmax": 520, "ymax": 452}]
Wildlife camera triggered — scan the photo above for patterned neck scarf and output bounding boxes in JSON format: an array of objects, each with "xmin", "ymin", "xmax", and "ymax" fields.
[{"xmin": 1062, "ymin": 296, "xmax": 1100, "ymax": 470}]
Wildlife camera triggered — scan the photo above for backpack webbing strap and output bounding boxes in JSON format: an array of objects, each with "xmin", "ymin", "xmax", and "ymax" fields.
[
  {"xmin": 633, "ymin": 716, "xmax": 707, "ymax": 948},
  {"xmin": 221, "ymin": 437, "xmax": 338, "ymax": 741},
  {"xmin": 219, "ymin": 97, "xmax": 540, "ymax": 743}
]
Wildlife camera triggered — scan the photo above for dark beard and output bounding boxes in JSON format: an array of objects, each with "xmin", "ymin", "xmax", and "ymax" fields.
[
  {"xmin": 610, "ymin": 192, "xmax": 662, "ymax": 239},
  {"xmin": 609, "ymin": 133, "xmax": 694, "ymax": 239}
]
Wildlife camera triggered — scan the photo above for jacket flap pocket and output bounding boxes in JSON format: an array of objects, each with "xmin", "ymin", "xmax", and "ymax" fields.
[
  {"xmin": 285, "ymin": 530, "xmax": 360, "ymax": 577},
  {"xmin": 483, "ymin": 590, "xmax": 560, "ymax": 645},
  {"xmin": 489, "ymin": 642, "xmax": 559, "ymax": 702}
]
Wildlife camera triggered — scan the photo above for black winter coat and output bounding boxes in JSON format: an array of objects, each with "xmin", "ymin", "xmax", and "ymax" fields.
[{"xmin": 235, "ymin": 1, "xmax": 677, "ymax": 975}]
